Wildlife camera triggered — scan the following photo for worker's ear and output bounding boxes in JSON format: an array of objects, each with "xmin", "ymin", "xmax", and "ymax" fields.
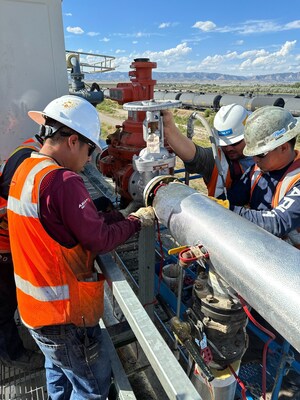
[
  {"xmin": 280, "ymin": 142, "xmax": 290, "ymax": 154},
  {"xmin": 67, "ymin": 134, "xmax": 80, "ymax": 150}
]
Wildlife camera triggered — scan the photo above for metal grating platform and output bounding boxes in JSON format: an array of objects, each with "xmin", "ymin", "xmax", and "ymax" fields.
[
  {"xmin": 0, "ymin": 366, "xmax": 46, "ymax": 400},
  {"xmin": 0, "ymin": 323, "xmax": 46, "ymax": 400},
  {"xmin": 238, "ymin": 354, "xmax": 280, "ymax": 399}
]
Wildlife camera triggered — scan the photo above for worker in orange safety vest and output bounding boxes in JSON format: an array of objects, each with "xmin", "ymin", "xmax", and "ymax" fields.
[
  {"xmin": 163, "ymin": 104, "xmax": 254, "ymax": 197},
  {"xmin": 7, "ymin": 95, "xmax": 155, "ymax": 399},
  {"xmin": 0, "ymin": 136, "xmax": 44, "ymax": 370},
  {"xmin": 225, "ymin": 106, "xmax": 300, "ymax": 397}
]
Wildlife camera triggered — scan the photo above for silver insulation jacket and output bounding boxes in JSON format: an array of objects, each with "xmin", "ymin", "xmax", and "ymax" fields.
[{"xmin": 153, "ymin": 182, "xmax": 300, "ymax": 353}]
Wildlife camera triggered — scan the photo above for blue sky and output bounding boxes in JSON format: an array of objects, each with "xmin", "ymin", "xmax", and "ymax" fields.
[{"xmin": 62, "ymin": 0, "xmax": 300, "ymax": 77}]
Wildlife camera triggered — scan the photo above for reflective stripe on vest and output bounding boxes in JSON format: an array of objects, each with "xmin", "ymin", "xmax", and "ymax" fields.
[
  {"xmin": 250, "ymin": 151, "xmax": 300, "ymax": 249},
  {"xmin": 0, "ymin": 141, "xmax": 42, "ymax": 252},
  {"xmin": 207, "ymin": 149, "xmax": 231, "ymax": 197},
  {"xmin": 272, "ymin": 151, "xmax": 300, "ymax": 248},
  {"xmin": 14, "ymin": 274, "xmax": 70, "ymax": 302},
  {"xmin": 7, "ymin": 158, "xmax": 53, "ymax": 218}
]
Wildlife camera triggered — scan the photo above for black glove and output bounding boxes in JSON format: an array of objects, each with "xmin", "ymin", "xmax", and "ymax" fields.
[{"xmin": 93, "ymin": 196, "xmax": 114, "ymax": 212}]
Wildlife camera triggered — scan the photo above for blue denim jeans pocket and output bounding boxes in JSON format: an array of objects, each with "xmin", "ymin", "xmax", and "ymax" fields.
[
  {"xmin": 30, "ymin": 330, "xmax": 73, "ymax": 369},
  {"xmin": 29, "ymin": 324, "xmax": 112, "ymax": 399}
]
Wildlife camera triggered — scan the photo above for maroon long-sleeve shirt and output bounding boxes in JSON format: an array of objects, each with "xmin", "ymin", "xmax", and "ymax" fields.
[{"xmin": 39, "ymin": 169, "xmax": 140, "ymax": 253}]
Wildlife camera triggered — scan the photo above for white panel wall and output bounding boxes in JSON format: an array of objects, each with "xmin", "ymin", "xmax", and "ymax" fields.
[{"xmin": 0, "ymin": 0, "xmax": 68, "ymax": 162}]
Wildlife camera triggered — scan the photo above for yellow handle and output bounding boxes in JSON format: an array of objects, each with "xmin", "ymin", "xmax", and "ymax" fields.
[{"xmin": 168, "ymin": 245, "xmax": 188, "ymax": 255}]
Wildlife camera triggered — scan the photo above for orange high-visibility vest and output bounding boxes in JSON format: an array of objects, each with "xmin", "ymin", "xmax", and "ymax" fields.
[
  {"xmin": 7, "ymin": 153, "xmax": 104, "ymax": 328},
  {"xmin": 0, "ymin": 138, "xmax": 42, "ymax": 253},
  {"xmin": 206, "ymin": 149, "xmax": 232, "ymax": 197},
  {"xmin": 250, "ymin": 151, "xmax": 300, "ymax": 249}
]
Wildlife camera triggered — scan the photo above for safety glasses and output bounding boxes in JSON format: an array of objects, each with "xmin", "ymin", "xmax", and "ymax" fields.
[
  {"xmin": 60, "ymin": 130, "xmax": 96, "ymax": 157},
  {"xmin": 79, "ymin": 137, "xmax": 96, "ymax": 157},
  {"xmin": 223, "ymin": 139, "xmax": 243, "ymax": 148},
  {"xmin": 87, "ymin": 143, "xmax": 96, "ymax": 157}
]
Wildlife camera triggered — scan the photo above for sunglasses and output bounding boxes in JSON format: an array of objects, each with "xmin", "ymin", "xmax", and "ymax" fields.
[
  {"xmin": 60, "ymin": 130, "xmax": 96, "ymax": 157},
  {"xmin": 255, "ymin": 151, "xmax": 269, "ymax": 159},
  {"xmin": 79, "ymin": 137, "xmax": 96, "ymax": 157},
  {"xmin": 223, "ymin": 139, "xmax": 243, "ymax": 148}
]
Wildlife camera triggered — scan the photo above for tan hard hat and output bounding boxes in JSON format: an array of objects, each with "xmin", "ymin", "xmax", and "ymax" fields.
[{"xmin": 243, "ymin": 106, "xmax": 300, "ymax": 156}]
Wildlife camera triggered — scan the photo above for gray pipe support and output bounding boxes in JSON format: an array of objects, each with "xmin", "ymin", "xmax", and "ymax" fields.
[{"xmin": 152, "ymin": 182, "xmax": 300, "ymax": 353}]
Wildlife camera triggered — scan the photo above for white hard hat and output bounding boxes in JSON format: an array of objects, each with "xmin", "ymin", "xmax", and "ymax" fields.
[
  {"xmin": 243, "ymin": 106, "xmax": 300, "ymax": 156},
  {"xmin": 214, "ymin": 104, "xmax": 249, "ymax": 146},
  {"xmin": 28, "ymin": 95, "xmax": 101, "ymax": 148}
]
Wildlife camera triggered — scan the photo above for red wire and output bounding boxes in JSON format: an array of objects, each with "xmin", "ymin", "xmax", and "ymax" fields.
[
  {"xmin": 143, "ymin": 298, "xmax": 158, "ymax": 308},
  {"xmin": 238, "ymin": 295, "xmax": 276, "ymax": 400},
  {"xmin": 228, "ymin": 364, "xmax": 247, "ymax": 400}
]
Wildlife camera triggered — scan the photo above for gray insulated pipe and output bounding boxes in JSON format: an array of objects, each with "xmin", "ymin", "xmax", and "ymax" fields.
[
  {"xmin": 147, "ymin": 180, "xmax": 300, "ymax": 353},
  {"xmin": 69, "ymin": 90, "xmax": 104, "ymax": 106}
]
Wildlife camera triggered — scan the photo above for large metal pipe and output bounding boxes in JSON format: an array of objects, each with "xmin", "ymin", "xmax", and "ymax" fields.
[{"xmin": 150, "ymin": 181, "xmax": 300, "ymax": 353}]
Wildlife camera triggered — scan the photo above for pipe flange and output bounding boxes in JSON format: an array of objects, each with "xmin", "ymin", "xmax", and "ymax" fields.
[{"xmin": 143, "ymin": 175, "xmax": 180, "ymax": 206}]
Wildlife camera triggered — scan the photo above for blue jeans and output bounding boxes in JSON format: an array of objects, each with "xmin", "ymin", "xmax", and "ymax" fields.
[{"xmin": 30, "ymin": 324, "xmax": 112, "ymax": 400}]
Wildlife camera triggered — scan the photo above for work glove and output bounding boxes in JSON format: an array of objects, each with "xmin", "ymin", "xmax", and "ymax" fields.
[
  {"xmin": 129, "ymin": 206, "xmax": 156, "ymax": 227},
  {"xmin": 208, "ymin": 196, "xmax": 230, "ymax": 209},
  {"xmin": 119, "ymin": 201, "xmax": 143, "ymax": 218}
]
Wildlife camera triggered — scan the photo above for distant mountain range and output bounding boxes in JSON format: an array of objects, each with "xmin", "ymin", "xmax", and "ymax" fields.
[{"xmin": 84, "ymin": 71, "xmax": 300, "ymax": 84}]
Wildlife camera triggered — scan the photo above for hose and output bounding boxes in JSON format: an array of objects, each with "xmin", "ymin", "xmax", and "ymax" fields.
[{"xmin": 186, "ymin": 112, "xmax": 227, "ymax": 198}]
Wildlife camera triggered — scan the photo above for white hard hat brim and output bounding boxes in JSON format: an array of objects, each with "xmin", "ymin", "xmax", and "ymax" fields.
[
  {"xmin": 28, "ymin": 110, "xmax": 47, "ymax": 126},
  {"xmin": 217, "ymin": 132, "xmax": 244, "ymax": 147}
]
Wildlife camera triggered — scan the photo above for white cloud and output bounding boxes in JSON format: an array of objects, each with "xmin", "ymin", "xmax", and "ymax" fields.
[
  {"xmin": 66, "ymin": 26, "xmax": 84, "ymax": 35},
  {"xmin": 285, "ymin": 20, "xmax": 300, "ymax": 29},
  {"xmin": 278, "ymin": 40, "xmax": 296, "ymax": 56},
  {"xmin": 237, "ymin": 20, "xmax": 280, "ymax": 34},
  {"xmin": 144, "ymin": 42, "xmax": 191, "ymax": 60},
  {"xmin": 132, "ymin": 41, "xmax": 138, "ymax": 44},
  {"xmin": 192, "ymin": 19, "xmax": 300, "ymax": 35},
  {"xmin": 100, "ymin": 37, "xmax": 110, "ymax": 42},
  {"xmin": 116, "ymin": 49, "xmax": 126, "ymax": 54},
  {"xmin": 158, "ymin": 22, "xmax": 178, "ymax": 29},
  {"xmin": 113, "ymin": 31, "xmax": 163, "ymax": 39},
  {"xmin": 87, "ymin": 32, "xmax": 100, "ymax": 37},
  {"xmin": 234, "ymin": 40, "xmax": 244, "ymax": 46},
  {"xmin": 239, "ymin": 49, "xmax": 268, "ymax": 59},
  {"xmin": 227, "ymin": 19, "xmax": 300, "ymax": 35},
  {"xmin": 186, "ymin": 40, "xmax": 298, "ymax": 75},
  {"xmin": 114, "ymin": 42, "xmax": 192, "ymax": 71},
  {"xmin": 192, "ymin": 21, "xmax": 216, "ymax": 32},
  {"xmin": 159, "ymin": 22, "xmax": 171, "ymax": 29},
  {"xmin": 64, "ymin": 13, "xmax": 72, "ymax": 17}
]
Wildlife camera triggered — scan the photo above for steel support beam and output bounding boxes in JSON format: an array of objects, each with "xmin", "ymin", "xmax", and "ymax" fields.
[
  {"xmin": 138, "ymin": 225, "xmax": 156, "ymax": 320},
  {"xmin": 97, "ymin": 253, "xmax": 202, "ymax": 400}
]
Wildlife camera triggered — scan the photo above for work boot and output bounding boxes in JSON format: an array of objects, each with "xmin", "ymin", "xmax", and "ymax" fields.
[{"xmin": 2, "ymin": 349, "xmax": 44, "ymax": 371}]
